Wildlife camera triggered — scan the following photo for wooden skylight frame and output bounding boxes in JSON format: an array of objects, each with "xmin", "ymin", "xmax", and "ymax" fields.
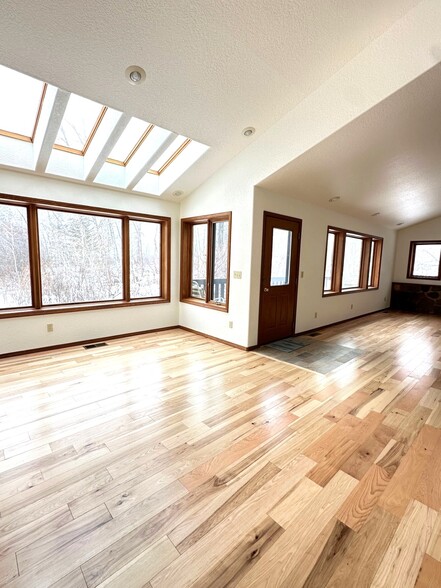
[
  {"xmin": 106, "ymin": 124, "xmax": 155, "ymax": 167},
  {"xmin": 0, "ymin": 83, "xmax": 48, "ymax": 143},
  {"xmin": 53, "ymin": 106, "xmax": 108, "ymax": 156}
]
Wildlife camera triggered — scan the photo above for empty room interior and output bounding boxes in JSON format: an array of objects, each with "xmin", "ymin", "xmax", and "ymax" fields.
[{"xmin": 1, "ymin": 1, "xmax": 441, "ymax": 587}]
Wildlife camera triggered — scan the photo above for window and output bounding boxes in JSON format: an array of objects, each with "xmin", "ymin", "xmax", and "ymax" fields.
[
  {"xmin": 342, "ymin": 235, "xmax": 363, "ymax": 289},
  {"xmin": 0, "ymin": 65, "xmax": 46, "ymax": 142},
  {"xmin": 129, "ymin": 220, "xmax": 161, "ymax": 298},
  {"xmin": 0, "ymin": 194, "xmax": 170, "ymax": 317},
  {"xmin": 149, "ymin": 137, "xmax": 191, "ymax": 175},
  {"xmin": 407, "ymin": 241, "xmax": 441, "ymax": 280},
  {"xmin": 181, "ymin": 212, "xmax": 231, "ymax": 311},
  {"xmin": 0, "ymin": 203, "xmax": 32, "ymax": 309},
  {"xmin": 0, "ymin": 63, "xmax": 208, "ymax": 196},
  {"xmin": 323, "ymin": 226, "xmax": 383, "ymax": 295},
  {"xmin": 38, "ymin": 209, "xmax": 123, "ymax": 305},
  {"xmin": 107, "ymin": 118, "xmax": 153, "ymax": 166},
  {"xmin": 54, "ymin": 94, "xmax": 107, "ymax": 155}
]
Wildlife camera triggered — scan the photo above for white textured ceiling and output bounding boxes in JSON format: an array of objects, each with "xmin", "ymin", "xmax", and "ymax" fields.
[
  {"xmin": 258, "ymin": 62, "xmax": 441, "ymax": 229},
  {"xmin": 0, "ymin": 0, "xmax": 420, "ymax": 200}
]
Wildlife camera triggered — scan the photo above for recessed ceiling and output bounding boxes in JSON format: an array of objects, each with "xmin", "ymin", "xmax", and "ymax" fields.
[
  {"xmin": 0, "ymin": 0, "xmax": 420, "ymax": 199},
  {"xmin": 258, "ymin": 61, "xmax": 441, "ymax": 229}
]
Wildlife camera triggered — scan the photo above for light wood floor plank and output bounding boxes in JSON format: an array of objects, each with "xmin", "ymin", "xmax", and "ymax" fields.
[{"xmin": 0, "ymin": 313, "xmax": 439, "ymax": 587}]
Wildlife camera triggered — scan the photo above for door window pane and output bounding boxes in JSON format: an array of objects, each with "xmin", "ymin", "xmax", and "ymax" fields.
[
  {"xmin": 191, "ymin": 224, "xmax": 207, "ymax": 299},
  {"xmin": 130, "ymin": 220, "xmax": 161, "ymax": 298},
  {"xmin": 211, "ymin": 221, "xmax": 228, "ymax": 304},
  {"xmin": 270, "ymin": 228, "xmax": 292, "ymax": 286},
  {"xmin": 39, "ymin": 209, "xmax": 123, "ymax": 304},
  {"xmin": 342, "ymin": 236, "xmax": 363, "ymax": 289},
  {"xmin": 0, "ymin": 203, "xmax": 32, "ymax": 308},
  {"xmin": 324, "ymin": 232, "xmax": 335, "ymax": 291},
  {"xmin": 412, "ymin": 243, "xmax": 441, "ymax": 277}
]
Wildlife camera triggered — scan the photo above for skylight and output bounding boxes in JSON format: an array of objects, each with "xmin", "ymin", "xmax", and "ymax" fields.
[
  {"xmin": 54, "ymin": 94, "xmax": 107, "ymax": 154},
  {"xmin": 107, "ymin": 118, "xmax": 153, "ymax": 166},
  {"xmin": 0, "ymin": 65, "xmax": 46, "ymax": 142},
  {"xmin": 149, "ymin": 136, "xmax": 191, "ymax": 175},
  {"xmin": 0, "ymin": 63, "xmax": 209, "ymax": 197}
]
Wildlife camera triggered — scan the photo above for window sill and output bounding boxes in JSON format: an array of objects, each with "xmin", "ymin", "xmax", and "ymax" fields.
[
  {"xmin": 0, "ymin": 298, "xmax": 170, "ymax": 319},
  {"xmin": 407, "ymin": 275, "xmax": 441, "ymax": 281},
  {"xmin": 322, "ymin": 287, "xmax": 379, "ymax": 297},
  {"xmin": 180, "ymin": 297, "xmax": 228, "ymax": 312}
]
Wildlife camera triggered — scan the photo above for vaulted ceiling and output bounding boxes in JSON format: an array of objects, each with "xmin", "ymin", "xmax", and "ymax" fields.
[
  {"xmin": 0, "ymin": 0, "xmax": 420, "ymax": 200},
  {"xmin": 258, "ymin": 62, "xmax": 441, "ymax": 229}
]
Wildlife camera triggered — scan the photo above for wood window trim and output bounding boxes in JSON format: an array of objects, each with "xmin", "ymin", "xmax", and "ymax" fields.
[
  {"xmin": 180, "ymin": 212, "xmax": 231, "ymax": 312},
  {"xmin": 0, "ymin": 193, "xmax": 171, "ymax": 318},
  {"xmin": 148, "ymin": 138, "xmax": 192, "ymax": 176},
  {"xmin": 407, "ymin": 240, "xmax": 441, "ymax": 280},
  {"xmin": 53, "ymin": 106, "xmax": 108, "ymax": 156},
  {"xmin": 323, "ymin": 226, "xmax": 383, "ymax": 297},
  {"xmin": 106, "ymin": 124, "xmax": 155, "ymax": 167}
]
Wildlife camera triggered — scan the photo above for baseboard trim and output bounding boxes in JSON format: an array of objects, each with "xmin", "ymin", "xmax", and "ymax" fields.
[
  {"xmin": 294, "ymin": 307, "xmax": 391, "ymax": 337},
  {"xmin": 179, "ymin": 325, "xmax": 256, "ymax": 351},
  {"xmin": 0, "ymin": 309, "xmax": 391, "ymax": 359},
  {"xmin": 0, "ymin": 325, "xmax": 180, "ymax": 359}
]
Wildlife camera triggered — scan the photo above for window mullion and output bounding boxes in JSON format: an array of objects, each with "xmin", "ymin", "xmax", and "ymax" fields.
[
  {"xmin": 334, "ymin": 231, "xmax": 345, "ymax": 292},
  {"xmin": 122, "ymin": 216, "xmax": 130, "ymax": 302},
  {"xmin": 28, "ymin": 204, "xmax": 42, "ymax": 309},
  {"xmin": 360, "ymin": 238, "xmax": 371, "ymax": 289}
]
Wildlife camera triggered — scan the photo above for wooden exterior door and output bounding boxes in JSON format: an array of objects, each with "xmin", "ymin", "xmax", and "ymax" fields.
[{"xmin": 258, "ymin": 212, "xmax": 302, "ymax": 345}]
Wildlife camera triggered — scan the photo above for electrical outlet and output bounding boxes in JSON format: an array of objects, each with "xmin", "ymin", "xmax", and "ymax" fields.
[
  {"xmin": 228, "ymin": 321, "xmax": 233, "ymax": 328},
  {"xmin": 314, "ymin": 312, "xmax": 317, "ymax": 318},
  {"xmin": 350, "ymin": 304, "xmax": 353, "ymax": 310},
  {"xmin": 47, "ymin": 323, "xmax": 53, "ymax": 332},
  {"xmin": 300, "ymin": 271, "xmax": 304, "ymax": 278},
  {"xmin": 384, "ymin": 296, "xmax": 387, "ymax": 302},
  {"xmin": 233, "ymin": 271, "xmax": 242, "ymax": 279}
]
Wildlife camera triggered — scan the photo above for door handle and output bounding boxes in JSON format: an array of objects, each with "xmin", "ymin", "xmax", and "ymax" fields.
[{"xmin": 263, "ymin": 287, "xmax": 269, "ymax": 292}]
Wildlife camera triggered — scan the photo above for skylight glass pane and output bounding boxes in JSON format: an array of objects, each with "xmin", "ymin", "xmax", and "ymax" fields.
[
  {"xmin": 55, "ymin": 94, "xmax": 103, "ymax": 152},
  {"xmin": 0, "ymin": 65, "xmax": 45, "ymax": 138},
  {"xmin": 150, "ymin": 136, "xmax": 187, "ymax": 172},
  {"xmin": 108, "ymin": 118, "xmax": 150, "ymax": 163}
]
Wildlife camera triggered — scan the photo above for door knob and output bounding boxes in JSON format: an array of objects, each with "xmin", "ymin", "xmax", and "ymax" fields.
[{"xmin": 263, "ymin": 287, "xmax": 269, "ymax": 292}]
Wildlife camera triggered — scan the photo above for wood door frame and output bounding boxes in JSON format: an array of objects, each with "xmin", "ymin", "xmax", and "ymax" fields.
[{"xmin": 257, "ymin": 211, "xmax": 302, "ymax": 345}]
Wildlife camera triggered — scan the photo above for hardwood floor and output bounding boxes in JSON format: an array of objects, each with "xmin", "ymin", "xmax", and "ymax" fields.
[{"xmin": 0, "ymin": 311, "xmax": 440, "ymax": 587}]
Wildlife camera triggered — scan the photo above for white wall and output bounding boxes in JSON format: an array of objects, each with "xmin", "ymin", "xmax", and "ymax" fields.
[
  {"xmin": 393, "ymin": 216, "xmax": 441, "ymax": 285},
  {"xmin": 2, "ymin": 1, "xmax": 440, "ymax": 353},
  {"xmin": 251, "ymin": 188, "xmax": 395, "ymax": 338},
  {"xmin": 0, "ymin": 170, "xmax": 180, "ymax": 354},
  {"xmin": 179, "ymin": 0, "xmax": 441, "ymax": 348}
]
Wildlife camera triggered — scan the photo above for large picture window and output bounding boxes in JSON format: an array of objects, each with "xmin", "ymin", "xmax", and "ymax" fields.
[
  {"xmin": 39, "ymin": 209, "xmax": 123, "ymax": 305},
  {"xmin": 407, "ymin": 241, "xmax": 441, "ymax": 280},
  {"xmin": 0, "ymin": 195, "xmax": 170, "ymax": 317},
  {"xmin": 323, "ymin": 226, "xmax": 383, "ymax": 296},
  {"xmin": 181, "ymin": 212, "xmax": 231, "ymax": 311}
]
